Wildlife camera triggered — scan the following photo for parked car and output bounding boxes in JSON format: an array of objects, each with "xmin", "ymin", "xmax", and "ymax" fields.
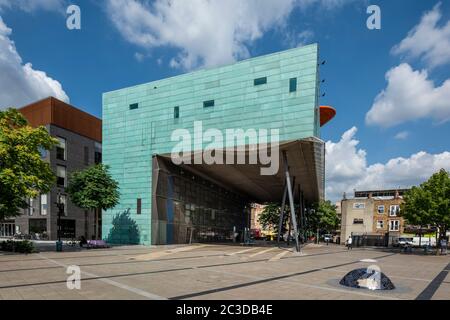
[
  {"xmin": 323, "ymin": 234, "xmax": 332, "ymax": 243},
  {"xmin": 398, "ymin": 237, "xmax": 414, "ymax": 246}
]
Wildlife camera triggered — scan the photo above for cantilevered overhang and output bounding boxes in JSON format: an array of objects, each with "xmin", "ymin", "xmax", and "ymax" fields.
[{"xmin": 157, "ymin": 137, "xmax": 325, "ymax": 204}]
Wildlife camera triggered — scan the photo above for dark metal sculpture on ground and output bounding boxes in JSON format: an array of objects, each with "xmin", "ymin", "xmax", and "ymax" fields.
[{"xmin": 340, "ymin": 267, "xmax": 395, "ymax": 291}]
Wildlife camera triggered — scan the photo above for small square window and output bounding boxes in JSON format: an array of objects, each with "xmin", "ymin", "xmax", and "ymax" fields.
[
  {"xmin": 377, "ymin": 205, "xmax": 385, "ymax": 214},
  {"xmin": 203, "ymin": 100, "xmax": 215, "ymax": 108},
  {"xmin": 174, "ymin": 106, "xmax": 180, "ymax": 119},
  {"xmin": 254, "ymin": 77, "xmax": 267, "ymax": 86},
  {"xmin": 377, "ymin": 220, "xmax": 384, "ymax": 229},
  {"xmin": 289, "ymin": 78, "xmax": 297, "ymax": 92},
  {"xmin": 129, "ymin": 103, "xmax": 139, "ymax": 110}
]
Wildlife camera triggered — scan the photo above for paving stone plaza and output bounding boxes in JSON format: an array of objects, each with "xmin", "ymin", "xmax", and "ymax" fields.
[{"xmin": 0, "ymin": 244, "xmax": 448, "ymax": 300}]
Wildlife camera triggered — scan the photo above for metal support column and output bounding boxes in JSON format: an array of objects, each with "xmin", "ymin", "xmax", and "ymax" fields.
[
  {"xmin": 298, "ymin": 185, "xmax": 304, "ymax": 243},
  {"xmin": 277, "ymin": 184, "xmax": 287, "ymax": 244},
  {"xmin": 283, "ymin": 151, "xmax": 300, "ymax": 253},
  {"xmin": 287, "ymin": 177, "xmax": 295, "ymax": 247}
]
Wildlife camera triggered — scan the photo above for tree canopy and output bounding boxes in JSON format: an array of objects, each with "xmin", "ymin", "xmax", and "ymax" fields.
[
  {"xmin": 257, "ymin": 200, "xmax": 339, "ymax": 237},
  {"xmin": 0, "ymin": 108, "xmax": 57, "ymax": 220},
  {"xmin": 402, "ymin": 169, "xmax": 450, "ymax": 240},
  {"xmin": 309, "ymin": 200, "xmax": 340, "ymax": 234},
  {"xmin": 66, "ymin": 164, "xmax": 120, "ymax": 211},
  {"xmin": 258, "ymin": 202, "xmax": 290, "ymax": 233}
]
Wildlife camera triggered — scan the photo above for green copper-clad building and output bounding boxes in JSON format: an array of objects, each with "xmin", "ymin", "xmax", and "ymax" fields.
[{"xmin": 102, "ymin": 44, "xmax": 335, "ymax": 245}]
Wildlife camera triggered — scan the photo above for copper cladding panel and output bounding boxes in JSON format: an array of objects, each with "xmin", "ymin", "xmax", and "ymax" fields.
[
  {"xmin": 19, "ymin": 97, "xmax": 102, "ymax": 142},
  {"xmin": 18, "ymin": 100, "xmax": 52, "ymax": 129}
]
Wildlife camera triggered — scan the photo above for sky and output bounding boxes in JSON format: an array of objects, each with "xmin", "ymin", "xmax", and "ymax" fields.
[{"xmin": 0, "ymin": 0, "xmax": 449, "ymax": 201}]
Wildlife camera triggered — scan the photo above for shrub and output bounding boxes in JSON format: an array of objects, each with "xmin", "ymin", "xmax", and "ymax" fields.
[{"xmin": 0, "ymin": 240, "xmax": 36, "ymax": 253}]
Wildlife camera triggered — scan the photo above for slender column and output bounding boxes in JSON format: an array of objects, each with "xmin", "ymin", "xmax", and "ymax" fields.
[
  {"xmin": 277, "ymin": 184, "xmax": 287, "ymax": 244},
  {"xmin": 287, "ymin": 177, "xmax": 295, "ymax": 246},
  {"xmin": 283, "ymin": 151, "xmax": 300, "ymax": 253},
  {"xmin": 298, "ymin": 185, "xmax": 304, "ymax": 243}
]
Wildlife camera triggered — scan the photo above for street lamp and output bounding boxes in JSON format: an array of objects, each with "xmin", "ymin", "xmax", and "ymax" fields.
[{"xmin": 55, "ymin": 191, "xmax": 64, "ymax": 251}]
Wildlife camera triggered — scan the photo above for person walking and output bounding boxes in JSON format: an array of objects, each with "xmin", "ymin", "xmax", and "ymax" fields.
[{"xmin": 347, "ymin": 235, "xmax": 353, "ymax": 250}]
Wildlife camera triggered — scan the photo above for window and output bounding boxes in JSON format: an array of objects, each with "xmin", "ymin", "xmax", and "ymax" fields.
[
  {"xmin": 56, "ymin": 137, "xmax": 66, "ymax": 161},
  {"xmin": 353, "ymin": 203, "xmax": 365, "ymax": 209},
  {"xmin": 29, "ymin": 219, "xmax": 47, "ymax": 235},
  {"xmin": 84, "ymin": 146, "xmax": 89, "ymax": 165},
  {"xmin": 203, "ymin": 100, "xmax": 215, "ymax": 108},
  {"xmin": 174, "ymin": 106, "xmax": 180, "ymax": 119},
  {"xmin": 137, "ymin": 198, "xmax": 142, "ymax": 215},
  {"xmin": 389, "ymin": 220, "xmax": 400, "ymax": 231},
  {"xmin": 40, "ymin": 194, "xmax": 48, "ymax": 216},
  {"xmin": 353, "ymin": 218, "xmax": 364, "ymax": 224},
  {"xmin": 57, "ymin": 165, "xmax": 66, "ymax": 187},
  {"xmin": 377, "ymin": 205, "xmax": 385, "ymax": 214},
  {"xmin": 94, "ymin": 142, "xmax": 102, "ymax": 164},
  {"xmin": 289, "ymin": 78, "xmax": 297, "ymax": 92},
  {"xmin": 60, "ymin": 194, "xmax": 68, "ymax": 217},
  {"xmin": 254, "ymin": 77, "xmax": 267, "ymax": 86},
  {"xmin": 28, "ymin": 198, "xmax": 35, "ymax": 216},
  {"xmin": 129, "ymin": 103, "xmax": 139, "ymax": 110},
  {"xmin": 389, "ymin": 205, "xmax": 400, "ymax": 216},
  {"xmin": 376, "ymin": 220, "xmax": 384, "ymax": 229}
]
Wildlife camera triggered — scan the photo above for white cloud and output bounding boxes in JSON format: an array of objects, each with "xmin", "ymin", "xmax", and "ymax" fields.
[
  {"xmin": 365, "ymin": 63, "xmax": 450, "ymax": 127},
  {"xmin": 0, "ymin": 0, "xmax": 65, "ymax": 12},
  {"xmin": 0, "ymin": 16, "xmax": 69, "ymax": 109},
  {"xmin": 392, "ymin": 3, "xmax": 450, "ymax": 69},
  {"xmin": 134, "ymin": 52, "xmax": 145, "ymax": 62},
  {"xmin": 394, "ymin": 131, "xmax": 409, "ymax": 140},
  {"xmin": 106, "ymin": 0, "xmax": 355, "ymax": 70},
  {"xmin": 285, "ymin": 30, "xmax": 314, "ymax": 48},
  {"xmin": 325, "ymin": 127, "xmax": 450, "ymax": 201}
]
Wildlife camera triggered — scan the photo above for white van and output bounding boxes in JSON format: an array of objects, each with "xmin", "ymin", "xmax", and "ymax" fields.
[{"xmin": 412, "ymin": 236, "xmax": 437, "ymax": 247}]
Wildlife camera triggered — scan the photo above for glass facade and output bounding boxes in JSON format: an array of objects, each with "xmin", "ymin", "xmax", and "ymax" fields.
[{"xmin": 152, "ymin": 157, "xmax": 249, "ymax": 244}]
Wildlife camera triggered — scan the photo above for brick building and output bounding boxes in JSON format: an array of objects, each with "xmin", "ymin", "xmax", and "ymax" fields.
[
  {"xmin": 0, "ymin": 97, "xmax": 102, "ymax": 240},
  {"xmin": 340, "ymin": 189, "xmax": 407, "ymax": 245}
]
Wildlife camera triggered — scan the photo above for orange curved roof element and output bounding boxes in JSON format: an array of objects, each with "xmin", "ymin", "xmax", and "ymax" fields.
[{"xmin": 320, "ymin": 106, "xmax": 336, "ymax": 127}]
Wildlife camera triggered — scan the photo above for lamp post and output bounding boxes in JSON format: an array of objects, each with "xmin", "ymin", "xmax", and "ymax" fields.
[{"xmin": 55, "ymin": 191, "xmax": 64, "ymax": 251}]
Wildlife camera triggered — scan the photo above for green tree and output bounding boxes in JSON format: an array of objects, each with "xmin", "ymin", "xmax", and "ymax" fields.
[
  {"xmin": 402, "ymin": 169, "xmax": 450, "ymax": 246},
  {"xmin": 66, "ymin": 164, "xmax": 120, "ymax": 239},
  {"xmin": 258, "ymin": 202, "xmax": 290, "ymax": 234},
  {"xmin": 310, "ymin": 200, "xmax": 339, "ymax": 235},
  {"xmin": 0, "ymin": 108, "xmax": 57, "ymax": 220}
]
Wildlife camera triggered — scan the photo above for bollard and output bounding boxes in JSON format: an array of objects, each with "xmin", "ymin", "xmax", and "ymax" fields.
[{"xmin": 56, "ymin": 240, "xmax": 63, "ymax": 252}]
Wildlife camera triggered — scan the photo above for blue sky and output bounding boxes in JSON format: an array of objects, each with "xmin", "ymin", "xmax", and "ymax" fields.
[{"xmin": 1, "ymin": 0, "xmax": 449, "ymax": 200}]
